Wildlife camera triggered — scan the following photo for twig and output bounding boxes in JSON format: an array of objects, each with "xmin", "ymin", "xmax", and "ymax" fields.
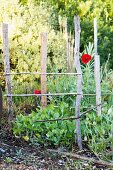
[
  {"xmin": 47, "ymin": 149, "xmax": 113, "ymax": 167},
  {"xmin": 34, "ymin": 103, "xmax": 103, "ymax": 123}
]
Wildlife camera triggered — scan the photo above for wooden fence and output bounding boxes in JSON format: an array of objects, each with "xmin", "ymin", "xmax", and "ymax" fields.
[{"xmin": 1, "ymin": 16, "xmax": 101, "ymax": 150}]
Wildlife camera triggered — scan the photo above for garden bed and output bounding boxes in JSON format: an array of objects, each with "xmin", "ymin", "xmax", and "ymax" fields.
[{"xmin": 0, "ymin": 128, "xmax": 112, "ymax": 170}]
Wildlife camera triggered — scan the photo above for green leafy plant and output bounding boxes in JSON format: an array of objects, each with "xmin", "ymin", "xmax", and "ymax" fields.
[
  {"xmin": 13, "ymin": 102, "xmax": 75, "ymax": 147},
  {"xmin": 81, "ymin": 107, "xmax": 113, "ymax": 160},
  {"xmin": 13, "ymin": 102, "xmax": 113, "ymax": 161},
  {"xmin": 5, "ymin": 157, "xmax": 13, "ymax": 163}
]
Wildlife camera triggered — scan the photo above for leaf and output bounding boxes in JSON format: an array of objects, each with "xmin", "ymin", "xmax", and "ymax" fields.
[
  {"xmin": 23, "ymin": 136, "xmax": 29, "ymax": 141},
  {"xmin": 54, "ymin": 112, "xmax": 59, "ymax": 118},
  {"xmin": 35, "ymin": 133, "xmax": 41, "ymax": 138}
]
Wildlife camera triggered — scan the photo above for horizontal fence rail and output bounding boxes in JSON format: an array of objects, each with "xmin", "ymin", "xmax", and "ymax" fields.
[
  {"xmin": 4, "ymin": 93, "xmax": 97, "ymax": 97},
  {"xmin": 3, "ymin": 72, "xmax": 82, "ymax": 76},
  {"xmin": 4, "ymin": 93, "xmax": 113, "ymax": 97}
]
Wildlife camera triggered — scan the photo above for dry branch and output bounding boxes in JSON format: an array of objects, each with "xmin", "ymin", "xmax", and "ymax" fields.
[
  {"xmin": 34, "ymin": 104, "xmax": 103, "ymax": 123},
  {"xmin": 47, "ymin": 149, "xmax": 113, "ymax": 167}
]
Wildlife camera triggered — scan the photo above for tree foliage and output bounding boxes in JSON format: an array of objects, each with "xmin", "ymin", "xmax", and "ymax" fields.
[
  {"xmin": 35, "ymin": 0, "xmax": 113, "ymax": 67},
  {"xmin": 0, "ymin": 0, "xmax": 66, "ymax": 86}
]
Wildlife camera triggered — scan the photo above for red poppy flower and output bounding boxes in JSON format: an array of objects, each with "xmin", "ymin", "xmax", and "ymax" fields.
[
  {"xmin": 34, "ymin": 90, "xmax": 41, "ymax": 94},
  {"xmin": 81, "ymin": 54, "xmax": 92, "ymax": 64}
]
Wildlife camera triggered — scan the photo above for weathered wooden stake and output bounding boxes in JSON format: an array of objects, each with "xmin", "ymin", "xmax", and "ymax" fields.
[
  {"xmin": 70, "ymin": 34, "xmax": 75, "ymax": 72},
  {"xmin": 64, "ymin": 18, "xmax": 70, "ymax": 72},
  {"xmin": 67, "ymin": 39, "xmax": 70, "ymax": 72},
  {"xmin": 0, "ymin": 86, "xmax": 2, "ymax": 116},
  {"xmin": 67, "ymin": 34, "xmax": 73, "ymax": 72},
  {"xmin": 2, "ymin": 23, "xmax": 13, "ymax": 123},
  {"xmin": 41, "ymin": 33, "xmax": 47, "ymax": 108},
  {"xmin": 94, "ymin": 18, "xmax": 101, "ymax": 115},
  {"xmin": 74, "ymin": 16, "xmax": 83, "ymax": 150}
]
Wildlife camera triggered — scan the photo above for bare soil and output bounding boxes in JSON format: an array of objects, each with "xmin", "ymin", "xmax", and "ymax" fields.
[{"xmin": 1, "ymin": 126, "xmax": 112, "ymax": 170}]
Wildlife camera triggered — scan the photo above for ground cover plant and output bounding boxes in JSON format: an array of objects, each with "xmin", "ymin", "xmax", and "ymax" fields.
[{"xmin": 13, "ymin": 102, "xmax": 113, "ymax": 161}]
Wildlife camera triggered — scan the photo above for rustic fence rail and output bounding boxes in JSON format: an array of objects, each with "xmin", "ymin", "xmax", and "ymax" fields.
[
  {"xmin": 3, "ymin": 72, "xmax": 82, "ymax": 75},
  {"xmin": 4, "ymin": 93, "xmax": 96, "ymax": 97}
]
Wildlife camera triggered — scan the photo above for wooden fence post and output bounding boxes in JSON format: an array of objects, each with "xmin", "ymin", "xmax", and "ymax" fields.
[
  {"xmin": 0, "ymin": 86, "xmax": 2, "ymax": 116},
  {"xmin": 94, "ymin": 18, "xmax": 101, "ymax": 115},
  {"xmin": 2, "ymin": 23, "xmax": 13, "ymax": 123},
  {"xmin": 65, "ymin": 18, "xmax": 70, "ymax": 72},
  {"xmin": 70, "ymin": 34, "xmax": 75, "ymax": 72},
  {"xmin": 41, "ymin": 33, "xmax": 47, "ymax": 108},
  {"xmin": 74, "ymin": 16, "xmax": 83, "ymax": 150}
]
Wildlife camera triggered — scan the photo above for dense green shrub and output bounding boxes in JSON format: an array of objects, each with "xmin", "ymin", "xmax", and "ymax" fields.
[{"xmin": 0, "ymin": 0, "xmax": 66, "ymax": 85}]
